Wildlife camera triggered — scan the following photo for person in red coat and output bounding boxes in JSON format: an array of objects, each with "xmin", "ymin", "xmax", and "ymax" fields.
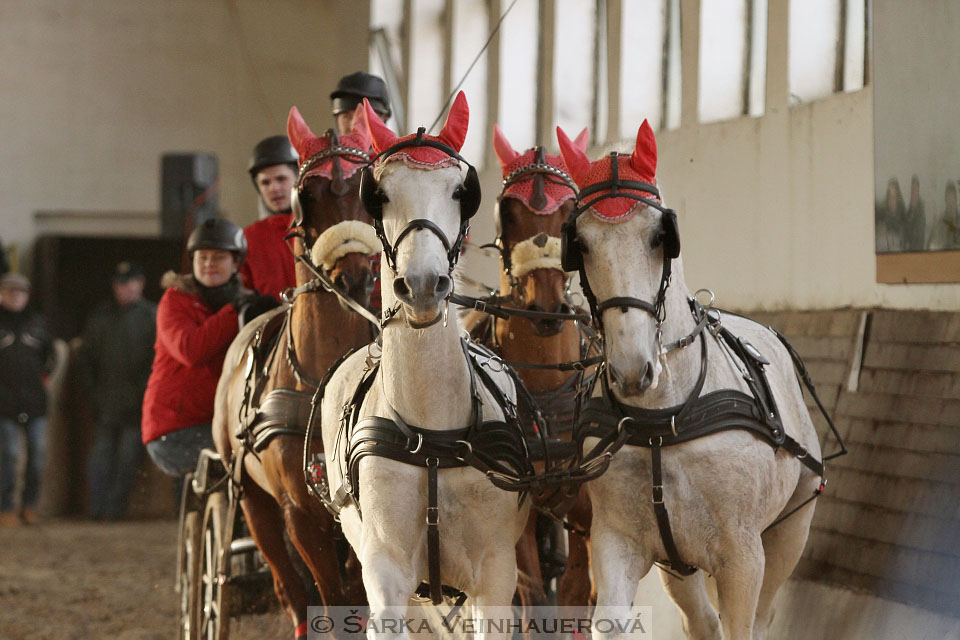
[
  {"xmin": 142, "ymin": 219, "xmax": 273, "ymax": 476},
  {"xmin": 240, "ymin": 135, "xmax": 299, "ymax": 301}
]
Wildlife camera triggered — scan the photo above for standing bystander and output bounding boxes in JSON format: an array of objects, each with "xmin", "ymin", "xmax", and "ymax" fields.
[
  {"xmin": 78, "ymin": 261, "xmax": 157, "ymax": 520},
  {"xmin": 0, "ymin": 273, "xmax": 54, "ymax": 527}
]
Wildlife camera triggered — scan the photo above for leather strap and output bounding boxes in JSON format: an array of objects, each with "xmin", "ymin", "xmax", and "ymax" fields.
[
  {"xmin": 650, "ymin": 438, "xmax": 697, "ymax": 575},
  {"xmin": 426, "ymin": 457, "xmax": 442, "ymax": 604}
]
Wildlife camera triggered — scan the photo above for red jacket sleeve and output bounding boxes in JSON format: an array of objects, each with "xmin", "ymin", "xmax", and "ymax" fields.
[{"xmin": 157, "ymin": 290, "xmax": 239, "ymax": 367}]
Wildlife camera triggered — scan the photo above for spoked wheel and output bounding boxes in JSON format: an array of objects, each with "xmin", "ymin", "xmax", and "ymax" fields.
[
  {"xmin": 178, "ymin": 511, "xmax": 201, "ymax": 640},
  {"xmin": 199, "ymin": 492, "xmax": 231, "ymax": 640}
]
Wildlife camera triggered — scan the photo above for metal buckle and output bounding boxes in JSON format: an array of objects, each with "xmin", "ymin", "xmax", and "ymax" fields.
[
  {"xmin": 426, "ymin": 506, "xmax": 440, "ymax": 525},
  {"xmin": 455, "ymin": 440, "xmax": 473, "ymax": 462},
  {"xmin": 617, "ymin": 416, "xmax": 636, "ymax": 433},
  {"xmin": 652, "ymin": 485, "xmax": 664, "ymax": 504},
  {"xmin": 671, "ymin": 415, "xmax": 678, "ymax": 437},
  {"xmin": 409, "ymin": 433, "xmax": 424, "ymax": 454}
]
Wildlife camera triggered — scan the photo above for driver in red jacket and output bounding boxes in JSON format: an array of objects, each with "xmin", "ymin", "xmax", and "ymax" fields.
[{"xmin": 142, "ymin": 219, "xmax": 273, "ymax": 476}]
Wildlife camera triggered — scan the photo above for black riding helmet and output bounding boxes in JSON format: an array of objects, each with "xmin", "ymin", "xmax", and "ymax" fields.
[
  {"xmin": 247, "ymin": 135, "xmax": 298, "ymax": 185},
  {"xmin": 186, "ymin": 218, "xmax": 248, "ymax": 265},
  {"xmin": 330, "ymin": 71, "xmax": 392, "ymax": 120}
]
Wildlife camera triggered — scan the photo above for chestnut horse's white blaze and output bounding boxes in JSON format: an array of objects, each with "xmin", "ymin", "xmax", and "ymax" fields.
[
  {"xmin": 320, "ymin": 93, "xmax": 528, "ymax": 639},
  {"xmin": 558, "ymin": 123, "xmax": 822, "ymax": 640}
]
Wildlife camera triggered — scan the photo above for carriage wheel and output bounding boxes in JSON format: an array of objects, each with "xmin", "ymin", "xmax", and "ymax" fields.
[
  {"xmin": 199, "ymin": 492, "xmax": 231, "ymax": 640},
  {"xmin": 178, "ymin": 511, "xmax": 201, "ymax": 640}
]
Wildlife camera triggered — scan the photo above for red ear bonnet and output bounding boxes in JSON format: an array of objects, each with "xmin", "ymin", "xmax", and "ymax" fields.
[
  {"xmin": 365, "ymin": 92, "xmax": 470, "ymax": 173},
  {"xmin": 556, "ymin": 126, "xmax": 591, "ymax": 187},
  {"xmin": 286, "ymin": 106, "xmax": 370, "ymax": 181},
  {"xmin": 497, "ymin": 124, "xmax": 581, "ymax": 215},
  {"xmin": 558, "ymin": 119, "xmax": 660, "ymax": 221}
]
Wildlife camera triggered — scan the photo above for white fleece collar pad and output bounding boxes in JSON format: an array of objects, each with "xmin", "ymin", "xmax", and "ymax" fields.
[
  {"xmin": 311, "ymin": 220, "xmax": 380, "ymax": 270},
  {"xmin": 509, "ymin": 234, "xmax": 564, "ymax": 278}
]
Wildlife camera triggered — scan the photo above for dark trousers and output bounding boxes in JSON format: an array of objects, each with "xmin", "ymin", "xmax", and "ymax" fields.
[
  {"xmin": 0, "ymin": 416, "xmax": 46, "ymax": 513},
  {"xmin": 87, "ymin": 421, "xmax": 144, "ymax": 520}
]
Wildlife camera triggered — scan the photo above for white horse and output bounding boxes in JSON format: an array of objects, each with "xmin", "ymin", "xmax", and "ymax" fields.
[
  {"xmin": 320, "ymin": 93, "xmax": 529, "ymax": 638},
  {"xmin": 557, "ymin": 122, "xmax": 823, "ymax": 640}
]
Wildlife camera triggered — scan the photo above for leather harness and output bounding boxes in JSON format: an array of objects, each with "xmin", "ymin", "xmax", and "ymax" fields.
[
  {"xmin": 316, "ymin": 338, "xmax": 532, "ymax": 605},
  {"xmin": 575, "ymin": 299, "xmax": 829, "ymax": 576}
]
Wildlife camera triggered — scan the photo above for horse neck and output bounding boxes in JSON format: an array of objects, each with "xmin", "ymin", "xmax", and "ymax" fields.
[
  {"xmin": 380, "ymin": 273, "xmax": 474, "ymax": 430},
  {"xmin": 284, "ymin": 259, "xmax": 370, "ymax": 388},
  {"xmin": 495, "ymin": 269, "xmax": 580, "ymax": 392}
]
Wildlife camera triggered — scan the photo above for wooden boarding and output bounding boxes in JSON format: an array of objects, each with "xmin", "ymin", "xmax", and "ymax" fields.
[
  {"xmin": 741, "ymin": 308, "xmax": 960, "ymax": 616},
  {"xmin": 876, "ymin": 250, "xmax": 960, "ymax": 284}
]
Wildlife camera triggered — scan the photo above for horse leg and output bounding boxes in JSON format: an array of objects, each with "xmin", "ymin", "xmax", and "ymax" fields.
[
  {"xmin": 712, "ymin": 534, "xmax": 765, "ymax": 640},
  {"xmin": 515, "ymin": 509, "xmax": 549, "ymax": 611},
  {"xmin": 752, "ymin": 475, "xmax": 819, "ymax": 640},
  {"xmin": 239, "ymin": 479, "xmax": 310, "ymax": 638},
  {"xmin": 280, "ymin": 482, "xmax": 352, "ymax": 608},
  {"xmin": 590, "ymin": 526, "xmax": 653, "ymax": 639},
  {"xmin": 557, "ymin": 488, "xmax": 593, "ymax": 610},
  {"xmin": 658, "ymin": 569, "xmax": 721, "ymax": 640},
  {"xmin": 361, "ymin": 545, "xmax": 419, "ymax": 639},
  {"xmin": 473, "ymin": 547, "xmax": 521, "ymax": 640}
]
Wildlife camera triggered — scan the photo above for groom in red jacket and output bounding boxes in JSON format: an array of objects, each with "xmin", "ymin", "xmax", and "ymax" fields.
[{"xmin": 240, "ymin": 135, "xmax": 299, "ymax": 302}]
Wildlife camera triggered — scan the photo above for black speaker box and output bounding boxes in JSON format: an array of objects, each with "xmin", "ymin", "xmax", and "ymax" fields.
[{"xmin": 160, "ymin": 152, "xmax": 219, "ymax": 239}]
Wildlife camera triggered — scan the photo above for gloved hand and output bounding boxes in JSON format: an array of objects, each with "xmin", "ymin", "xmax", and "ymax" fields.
[
  {"xmin": 230, "ymin": 287, "xmax": 259, "ymax": 312},
  {"xmin": 237, "ymin": 292, "xmax": 281, "ymax": 326}
]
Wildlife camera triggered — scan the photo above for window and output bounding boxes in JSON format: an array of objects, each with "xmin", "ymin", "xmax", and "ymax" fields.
[
  {"xmin": 699, "ymin": 0, "xmax": 748, "ymax": 123},
  {"xmin": 408, "ymin": 0, "xmax": 445, "ymax": 131},
  {"xmin": 370, "ymin": 0, "xmax": 405, "ymax": 130},
  {"xmin": 789, "ymin": 0, "xmax": 841, "ymax": 104},
  {"xmin": 553, "ymin": 0, "xmax": 597, "ymax": 140},
  {"xmin": 497, "ymin": 0, "xmax": 539, "ymax": 150},
  {"xmin": 451, "ymin": 0, "xmax": 489, "ymax": 164},
  {"xmin": 620, "ymin": 0, "xmax": 667, "ymax": 135}
]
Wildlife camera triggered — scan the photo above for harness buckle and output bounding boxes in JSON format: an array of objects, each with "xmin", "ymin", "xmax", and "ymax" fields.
[
  {"xmin": 652, "ymin": 484, "xmax": 664, "ymax": 504},
  {"xmin": 455, "ymin": 440, "xmax": 473, "ymax": 462},
  {"xmin": 426, "ymin": 506, "xmax": 440, "ymax": 525},
  {"xmin": 670, "ymin": 415, "xmax": 678, "ymax": 437},
  {"xmin": 617, "ymin": 416, "xmax": 636, "ymax": 433},
  {"xmin": 409, "ymin": 433, "xmax": 424, "ymax": 454}
]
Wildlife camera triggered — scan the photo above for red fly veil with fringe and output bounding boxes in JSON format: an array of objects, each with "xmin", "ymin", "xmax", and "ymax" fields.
[
  {"xmin": 557, "ymin": 119, "xmax": 660, "ymax": 221},
  {"xmin": 494, "ymin": 124, "xmax": 587, "ymax": 215},
  {"xmin": 287, "ymin": 104, "xmax": 371, "ymax": 180}
]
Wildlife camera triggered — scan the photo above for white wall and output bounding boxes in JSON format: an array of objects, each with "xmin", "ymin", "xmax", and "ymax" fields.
[
  {"xmin": 648, "ymin": 0, "xmax": 960, "ymax": 311},
  {"xmin": 0, "ymin": 0, "xmax": 369, "ymax": 258}
]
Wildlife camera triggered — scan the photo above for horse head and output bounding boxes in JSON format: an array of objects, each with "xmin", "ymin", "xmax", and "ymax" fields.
[
  {"xmin": 287, "ymin": 105, "xmax": 378, "ymax": 307},
  {"xmin": 493, "ymin": 125, "xmax": 587, "ymax": 336},
  {"xmin": 558, "ymin": 120, "xmax": 682, "ymax": 398},
  {"xmin": 360, "ymin": 92, "xmax": 479, "ymax": 328}
]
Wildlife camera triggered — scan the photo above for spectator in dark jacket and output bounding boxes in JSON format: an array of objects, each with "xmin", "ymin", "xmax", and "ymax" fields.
[
  {"xmin": 0, "ymin": 273, "xmax": 54, "ymax": 527},
  {"xmin": 78, "ymin": 261, "xmax": 157, "ymax": 520},
  {"xmin": 142, "ymin": 219, "xmax": 275, "ymax": 477}
]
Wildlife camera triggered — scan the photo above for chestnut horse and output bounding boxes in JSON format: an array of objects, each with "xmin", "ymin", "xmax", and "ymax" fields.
[
  {"xmin": 474, "ymin": 125, "xmax": 598, "ymax": 613},
  {"xmin": 212, "ymin": 106, "xmax": 378, "ymax": 638}
]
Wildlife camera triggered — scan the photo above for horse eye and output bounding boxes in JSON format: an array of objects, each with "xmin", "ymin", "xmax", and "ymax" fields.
[
  {"xmin": 377, "ymin": 189, "xmax": 389, "ymax": 203},
  {"xmin": 452, "ymin": 185, "xmax": 465, "ymax": 201},
  {"xmin": 651, "ymin": 232, "xmax": 664, "ymax": 249}
]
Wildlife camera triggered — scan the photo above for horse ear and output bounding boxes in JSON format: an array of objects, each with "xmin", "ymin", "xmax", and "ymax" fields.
[
  {"xmin": 630, "ymin": 119, "xmax": 657, "ymax": 180},
  {"xmin": 492, "ymin": 124, "xmax": 520, "ymax": 171},
  {"xmin": 437, "ymin": 91, "xmax": 469, "ymax": 152},
  {"xmin": 363, "ymin": 98, "xmax": 397, "ymax": 154},
  {"xmin": 557, "ymin": 126, "xmax": 591, "ymax": 187},
  {"xmin": 349, "ymin": 103, "xmax": 371, "ymax": 150},
  {"xmin": 573, "ymin": 127, "xmax": 589, "ymax": 152},
  {"xmin": 286, "ymin": 106, "xmax": 313, "ymax": 158}
]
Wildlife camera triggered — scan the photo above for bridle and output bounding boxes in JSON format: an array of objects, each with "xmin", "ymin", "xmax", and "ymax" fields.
[
  {"xmin": 359, "ymin": 127, "xmax": 480, "ymax": 275},
  {"xmin": 561, "ymin": 151, "xmax": 681, "ymax": 337}
]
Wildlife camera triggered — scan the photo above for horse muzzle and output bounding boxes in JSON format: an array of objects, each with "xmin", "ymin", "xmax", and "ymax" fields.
[
  {"xmin": 607, "ymin": 361, "xmax": 658, "ymax": 397},
  {"xmin": 393, "ymin": 270, "xmax": 453, "ymax": 327}
]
